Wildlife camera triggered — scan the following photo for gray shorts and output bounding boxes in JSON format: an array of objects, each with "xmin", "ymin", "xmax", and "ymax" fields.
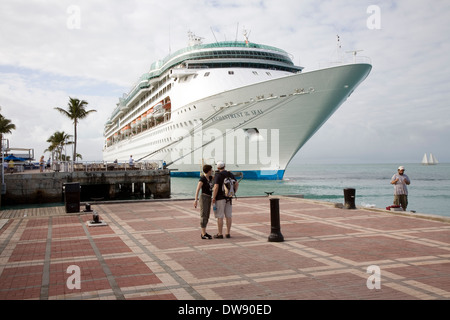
[{"xmin": 215, "ymin": 199, "xmax": 232, "ymax": 219}]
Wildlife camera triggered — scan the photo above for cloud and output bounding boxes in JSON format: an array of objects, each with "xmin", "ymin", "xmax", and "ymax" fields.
[{"xmin": 1, "ymin": 0, "xmax": 449, "ymax": 164}]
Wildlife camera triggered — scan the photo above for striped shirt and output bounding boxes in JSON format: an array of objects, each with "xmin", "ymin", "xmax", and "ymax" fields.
[{"xmin": 391, "ymin": 173, "xmax": 410, "ymax": 195}]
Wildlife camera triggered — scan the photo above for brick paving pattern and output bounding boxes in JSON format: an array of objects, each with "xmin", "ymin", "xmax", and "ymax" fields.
[{"xmin": 0, "ymin": 196, "xmax": 449, "ymax": 300}]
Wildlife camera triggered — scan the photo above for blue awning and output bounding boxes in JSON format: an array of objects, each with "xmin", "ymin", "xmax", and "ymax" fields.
[{"xmin": 4, "ymin": 155, "xmax": 26, "ymax": 161}]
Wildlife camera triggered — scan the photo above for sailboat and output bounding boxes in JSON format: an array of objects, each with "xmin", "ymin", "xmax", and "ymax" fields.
[{"xmin": 421, "ymin": 153, "xmax": 439, "ymax": 165}]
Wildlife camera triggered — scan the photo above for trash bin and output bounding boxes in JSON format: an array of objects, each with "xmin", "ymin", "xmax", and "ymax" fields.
[
  {"xmin": 64, "ymin": 182, "xmax": 80, "ymax": 213},
  {"xmin": 343, "ymin": 188, "xmax": 356, "ymax": 209}
]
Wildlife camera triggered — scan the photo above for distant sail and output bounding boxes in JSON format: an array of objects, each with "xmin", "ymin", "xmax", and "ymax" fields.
[
  {"xmin": 421, "ymin": 153, "xmax": 428, "ymax": 165},
  {"xmin": 422, "ymin": 153, "xmax": 438, "ymax": 165},
  {"xmin": 429, "ymin": 153, "xmax": 438, "ymax": 164}
]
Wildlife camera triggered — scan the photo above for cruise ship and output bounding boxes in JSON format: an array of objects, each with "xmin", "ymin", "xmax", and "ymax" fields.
[{"xmin": 103, "ymin": 32, "xmax": 371, "ymax": 179}]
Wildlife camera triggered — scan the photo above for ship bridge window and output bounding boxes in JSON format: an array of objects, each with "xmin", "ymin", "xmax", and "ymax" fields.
[
  {"xmin": 252, "ymin": 71, "xmax": 258, "ymax": 75},
  {"xmin": 228, "ymin": 71, "xmax": 234, "ymax": 75},
  {"xmin": 204, "ymin": 72, "xmax": 210, "ymax": 77}
]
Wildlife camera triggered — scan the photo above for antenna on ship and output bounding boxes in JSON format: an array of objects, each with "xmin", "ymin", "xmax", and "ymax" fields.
[
  {"xmin": 329, "ymin": 34, "xmax": 346, "ymax": 64},
  {"xmin": 243, "ymin": 28, "xmax": 251, "ymax": 45},
  {"xmin": 210, "ymin": 26, "xmax": 218, "ymax": 43},
  {"xmin": 335, "ymin": 34, "xmax": 344, "ymax": 62},
  {"xmin": 168, "ymin": 22, "xmax": 171, "ymax": 54}
]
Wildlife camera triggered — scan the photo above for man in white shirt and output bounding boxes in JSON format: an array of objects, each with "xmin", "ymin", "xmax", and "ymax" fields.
[
  {"xmin": 390, "ymin": 166, "xmax": 411, "ymax": 211},
  {"xmin": 129, "ymin": 155, "xmax": 134, "ymax": 167}
]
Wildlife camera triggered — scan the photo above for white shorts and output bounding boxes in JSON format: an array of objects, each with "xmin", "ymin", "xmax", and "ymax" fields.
[{"xmin": 215, "ymin": 199, "xmax": 232, "ymax": 219}]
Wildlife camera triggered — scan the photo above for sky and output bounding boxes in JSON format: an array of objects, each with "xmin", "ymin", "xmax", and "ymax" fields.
[{"xmin": 0, "ymin": 0, "xmax": 449, "ymax": 165}]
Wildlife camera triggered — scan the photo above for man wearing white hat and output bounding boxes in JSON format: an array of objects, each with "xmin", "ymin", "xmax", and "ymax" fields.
[
  {"xmin": 212, "ymin": 161, "xmax": 238, "ymax": 238},
  {"xmin": 390, "ymin": 166, "xmax": 411, "ymax": 211}
]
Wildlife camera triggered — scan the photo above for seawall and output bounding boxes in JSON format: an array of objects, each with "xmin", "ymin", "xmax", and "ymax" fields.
[{"xmin": 1, "ymin": 169, "xmax": 171, "ymax": 205}]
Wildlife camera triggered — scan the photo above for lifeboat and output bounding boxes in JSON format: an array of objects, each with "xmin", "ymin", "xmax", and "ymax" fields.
[
  {"xmin": 152, "ymin": 103, "xmax": 164, "ymax": 118},
  {"xmin": 146, "ymin": 109, "xmax": 154, "ymax": 126},
  {"xmin": 163, "ymin": 101, "xmax": 171, "ymax": 119},
  {"xmin": 122, "ymin": 125, "xmax": 131, "ymax": 135}
]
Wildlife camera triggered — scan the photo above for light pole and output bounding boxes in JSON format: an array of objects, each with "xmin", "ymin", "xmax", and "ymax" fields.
[{"xmin": 1, "ymin": 139, "xmax": 5, "ymax": 190}]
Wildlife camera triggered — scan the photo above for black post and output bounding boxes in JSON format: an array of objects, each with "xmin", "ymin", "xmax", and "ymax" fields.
[
  {"xmin": 63, "ymin": 182, "xmax": 80, "ymax": 213},
  {"xmin": 84, "ymin": 203, "xmax": 92, "ymax": 212},
  {"xmin": 268, "ymin": 198, "xmax": 284, "ymax": 242},
  {"xmin": 93, "ymin": 211, "xmax": 100, "ymax": 223},
  {"xmin": 343, "ymin": 188, "xmax": 356, "ymax": 209}
]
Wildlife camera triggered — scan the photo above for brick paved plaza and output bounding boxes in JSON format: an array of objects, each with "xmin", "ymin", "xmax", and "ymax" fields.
[{"xmin": 1, "ymin": 196, "xmax": 449, "ymax": 301}]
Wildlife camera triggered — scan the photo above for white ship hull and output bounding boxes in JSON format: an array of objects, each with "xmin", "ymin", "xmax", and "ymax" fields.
[{"xmin": 103, "ymin": 63, "xmax": 371, "ymax": 179}]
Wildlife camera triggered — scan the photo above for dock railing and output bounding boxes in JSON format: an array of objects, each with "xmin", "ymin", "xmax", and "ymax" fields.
[{"xmin": 46, "ymin": 160, "xmax": 164, "ymax": 173}]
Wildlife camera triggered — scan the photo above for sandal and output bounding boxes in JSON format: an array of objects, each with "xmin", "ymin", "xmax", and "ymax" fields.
[
  {"xmin": 213, "ymin": 234, "xmax": 223, "ymax": 239},
  {"xmin": 225, "ymin": 234, "xmax": 231, "ymax": 238},
  {"xmin": 201, "ymin": 233, "xmax": 212, "ymax": 239}
]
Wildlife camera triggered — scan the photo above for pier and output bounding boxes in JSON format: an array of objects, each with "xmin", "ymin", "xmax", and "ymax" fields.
[
  {"xmin": 0, "ymin": 196, "xmax": 449, "ymax": 301},
  {"xmin": 1, "ymin": 165, "xmax": 171, "ymax": 205}
]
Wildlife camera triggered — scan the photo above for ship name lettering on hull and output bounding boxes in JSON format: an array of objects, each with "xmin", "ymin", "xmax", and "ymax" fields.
[{"xmin": 211, "ymin": 109, "xmax": 263, "ymax": 122}]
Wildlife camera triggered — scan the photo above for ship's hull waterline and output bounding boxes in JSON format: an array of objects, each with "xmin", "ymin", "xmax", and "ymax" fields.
[{"xmin": 103, "ymin": 63, "xmax": 371, "ymax": 179}]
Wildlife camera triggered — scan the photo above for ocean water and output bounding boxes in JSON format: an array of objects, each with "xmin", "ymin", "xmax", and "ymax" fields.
[{"xmin": 171, "ymin": 163, "xmax": 450, "ymax": 218}]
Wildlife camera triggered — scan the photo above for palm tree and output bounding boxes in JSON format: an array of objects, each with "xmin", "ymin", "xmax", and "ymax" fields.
[
  {"xmin": 54, "ymin": 97, "xmax": 96, "ymax": 161},
  {"xmin": 0, "ymin": 114, "xmax": 16, "ymax": 205},
  {"xmin": 0, "ymin": 114, "xmax": 16, "ymax": 154},
  {"xmin": 45, "ymin": 131, "xmax": 73, "ymax": 161}
]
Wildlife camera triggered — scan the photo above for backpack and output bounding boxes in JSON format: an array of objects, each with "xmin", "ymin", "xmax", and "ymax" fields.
[{"xmin": 222, "ymin": 171, "xmax": 237, "ymax": 198}]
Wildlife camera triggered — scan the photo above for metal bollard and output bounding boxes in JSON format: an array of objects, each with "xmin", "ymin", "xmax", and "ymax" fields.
[
  {"xmin": 84, "ymin": 203, "xmax": 93, "ymax": 212},
  {"xmin": 268, "ymin": 198, "xmax": 284, "ymax": 242},
  {"xmin": 343, "ymin": 188, "xmax": 356, "ymax": 209},
  {"xmin": 93, "ymin": 211, "xmax": 100, "ymax": 223}
]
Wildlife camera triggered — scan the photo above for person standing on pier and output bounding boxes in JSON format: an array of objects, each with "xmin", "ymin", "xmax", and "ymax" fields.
[
  {"xmin": 212, "ymin": 161, "xmax": 238, "ymax": 239},
  {"xmin": 8, "ymin": 159, "xmax": 14, "ymax": 174},
  {"xmin": 39, "ymin": 155, "xmax": 45, "ymax": 172},
  {"xmin": 194, "ymin": 164, "xmax": 213, "ymax": 239},
  {"xmin": 390, "ymin": 166, "xmax": 411, "ymax": 211},
  {"xmin": 128, "ymin": 155, "xmax": 134, "ymax": 168}
]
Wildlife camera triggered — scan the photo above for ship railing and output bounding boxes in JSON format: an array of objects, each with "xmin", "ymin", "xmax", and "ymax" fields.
[
  {"xmin": 317, "ymin": 55, "xmax": 372, "ymax": 69},
  {"xmin": 45, "ymin": 160, "xmax": 164, "ymax": 173}
]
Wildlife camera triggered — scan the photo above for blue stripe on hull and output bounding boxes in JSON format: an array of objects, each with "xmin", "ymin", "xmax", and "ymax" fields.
[{"xmin": 170, "ymin": 169, "xmax": 285, "ymax": 180}]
